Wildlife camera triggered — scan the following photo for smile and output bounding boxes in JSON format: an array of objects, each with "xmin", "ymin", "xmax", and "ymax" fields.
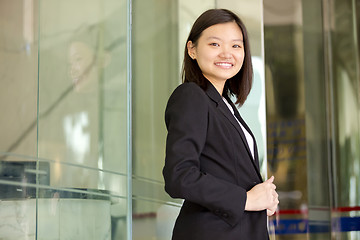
[{"xmin": 215, "ymin": 62, "xmax": 233, "ymax": 68}]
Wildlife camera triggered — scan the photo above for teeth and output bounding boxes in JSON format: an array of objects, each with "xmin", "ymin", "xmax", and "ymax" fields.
[{"xmin": 216, "ymin": 63, "xmax": 232, "ymax": 67}]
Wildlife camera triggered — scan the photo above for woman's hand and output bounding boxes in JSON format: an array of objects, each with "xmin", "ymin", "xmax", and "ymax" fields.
[{"xmin": 245, "ymin": 176, "xmax": 279, "ymax": 216}]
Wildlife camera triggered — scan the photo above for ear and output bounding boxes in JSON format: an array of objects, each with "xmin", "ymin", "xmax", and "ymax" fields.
[{"xmin": 187, "ymin": 41, "xmax": 196, "ymax": 60}]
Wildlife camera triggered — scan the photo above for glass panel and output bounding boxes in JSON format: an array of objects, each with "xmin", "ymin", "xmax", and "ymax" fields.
[
  {"xmin": 0, "ymin": 155, "xmax": 128, "ymax": 240},
  {"xmin": 330, "ymin": 0, "xmax": 360, "ymax": 238},
  {"xmin": 132, "ymin": 0, "xmax": 179, "ymax": 182},
  {"xmin": 132, "ymin": 178, "xmax": 182, "ymax": 240},
  {"xmin": 37, "ymin": 0, "xmax": 129, "ymax": 239},
  {"xmin": 38, "ymin": 0, "xmax": 128, "ymax": 181},
  {"xmin": 264, "ymin": 0, "xmax": 310, "ymax": 239},
  {"xmin": 265, "ymin": 0, "xmax": 360, "ymax": 239},
  {"xmin": 302, "ymin": 0, "xmax": 331, "ymax": 238},
  {"xmin": 132, "ymin": 0, "xmax": 182, "ymax": 238},
  {"xmin": 0, "ymin": 1, "xmax": 39, "ymax": 238},
  {"xmin": 132, "ymin": 199, "xmax": 181, "ymax": 240},
  {"xmin": 35, "ymin": 159, "xmax": 128, "ymax": 240},
  {"xmin": 0, "ymin": 0, "xmax": 38, "ymax": 157},
  {"xmin": 0, "ymin": 155, "xmax": 40, "ymax": 239}
]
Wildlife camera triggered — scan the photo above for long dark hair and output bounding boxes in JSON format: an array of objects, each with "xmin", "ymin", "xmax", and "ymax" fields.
[{"xmin": 182, "ymin": 9, "xmax": 253, "ymax": 105}]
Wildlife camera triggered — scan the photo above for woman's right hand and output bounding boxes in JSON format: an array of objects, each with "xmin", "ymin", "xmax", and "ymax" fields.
[{"xmin": 245, "ymin": 176, "xmax": 279, "ymax": 216}]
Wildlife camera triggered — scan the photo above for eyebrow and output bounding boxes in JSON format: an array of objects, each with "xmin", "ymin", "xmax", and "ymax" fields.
[{"xmin": 207, "ymin": 36, "xmax": 243, "ymax": 42}]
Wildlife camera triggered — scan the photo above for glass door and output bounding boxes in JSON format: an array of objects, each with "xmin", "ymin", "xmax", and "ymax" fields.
[{"xmin": 264, "ymin": 0, "xmax": 360, "ymax": 239}]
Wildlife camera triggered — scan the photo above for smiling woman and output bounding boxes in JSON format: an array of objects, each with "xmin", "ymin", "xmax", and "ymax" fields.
[
  {"xmin": 187, "ymin": 22, "xmax": 245, "ymax": 94},
  {"xmin": 182, "ymin": 9, "xmax": 254, "ymax": 106},
  {"xmin": 163, "ymin": 9, "xmax": 278, "ymax": 240}
]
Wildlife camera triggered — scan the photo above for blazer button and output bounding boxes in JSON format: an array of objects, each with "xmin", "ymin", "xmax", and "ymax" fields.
[{"xmin": 222, "ymin": 213, "xmax": 229, "ymax": 218}]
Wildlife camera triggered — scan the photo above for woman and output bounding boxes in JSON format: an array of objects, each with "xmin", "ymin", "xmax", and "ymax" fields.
[{"xmin": 163, "ymin": 9, "xmax": 279, "ymax": 239}]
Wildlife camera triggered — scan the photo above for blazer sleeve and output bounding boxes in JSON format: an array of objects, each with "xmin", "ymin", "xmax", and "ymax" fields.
[{"xmin": 163, "ymin": 83, "xmax": 247, "ymax": 227}]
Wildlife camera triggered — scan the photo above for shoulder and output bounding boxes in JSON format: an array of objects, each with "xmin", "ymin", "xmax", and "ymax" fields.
[
  {"xmin": 165, "ymin": 82, "xmax": 209, "ymax": 122},
  {"xmin": 169, "ymin": 82, "xmax": 206, "ymax": 99},
  {"xmin": 166, "ymin": 82, "xmax": 208, "ymax": 108}
]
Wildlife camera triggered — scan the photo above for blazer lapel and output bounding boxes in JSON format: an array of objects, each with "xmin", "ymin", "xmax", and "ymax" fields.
[
  {"xmin": 233, "ymin": 105, "xmax": 263, "ymax": 181},
  {"xmin": 219, "ymin": 102, "xmax": 252, "ymax": 158},
  {"xmin": 205, "ymin": 83, "xmax": 262, "ymax": 180},
  {"xmin": 232, "ymin": 105, "xmax": 262, "ymax": 172},
  {"xmin": 205, "ymin": 84, "xmax": 244, "ymax": 141}
]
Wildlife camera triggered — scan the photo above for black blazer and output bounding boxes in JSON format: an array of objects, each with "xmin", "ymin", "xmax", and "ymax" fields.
[{"xmin": 163, "ymin": 82, "xmax": 269, "ymax": 240}]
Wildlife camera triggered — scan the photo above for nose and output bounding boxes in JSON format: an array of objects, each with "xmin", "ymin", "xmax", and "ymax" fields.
[
  {"xmin": 69, "ymin": 62, "xmax": 79, "ymax": 76},
  {"xmin": 219, "ymin": 46, "xmax": 232, "ymax": 59}
]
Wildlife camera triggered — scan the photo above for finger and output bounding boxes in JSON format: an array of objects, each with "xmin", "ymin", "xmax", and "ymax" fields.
[
  {"xmin": 266, "ymin": 176, "xmax": 274, "ymax": 183},
  {"xmin": 268, "ymin": 202, "xmax": 278, "ymax": 212},
  {"xmin": 269, "ymin": 183, "xmax": 276, "ymax": 190},
  {"xmin": 267, "ymin": 209, "xmax": 275, "ymax": 216},
  {"xmin": 272, "ymin": 192, "xmax": 279, "ymax": 201},
  {"xmin": 272, "ymin": 191, "xmax": 278, "ymax": 198}
]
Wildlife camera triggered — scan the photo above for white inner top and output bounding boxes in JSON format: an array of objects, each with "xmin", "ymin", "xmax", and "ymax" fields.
[{"xmin": 222, "ymin": 97, "xmax": 255, "ymax": 160}]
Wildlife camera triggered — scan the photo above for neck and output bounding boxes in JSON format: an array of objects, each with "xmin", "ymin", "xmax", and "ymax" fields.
[{"xmin": 208, "ymin": 79, "xmax": 225, "ymax": 95}]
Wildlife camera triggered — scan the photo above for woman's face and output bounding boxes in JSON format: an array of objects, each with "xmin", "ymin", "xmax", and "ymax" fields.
[
  {"xmin": 68, "ymin": 41, "xmax": 96, "ymax": 91},
  {"xmin": 188, "ymin": 22, "xmax": 245, "ymax": 86}
]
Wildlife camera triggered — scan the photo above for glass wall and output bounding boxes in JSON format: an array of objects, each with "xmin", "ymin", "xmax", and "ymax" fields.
[
  {"xmin": 1, "ymin": 0, "xmax": 130, "ymax": 239},
  {"xmin": 131, "ymin": 0, "xmax": 180, "ymax": 239},
  {"xmin": 329, "ymin": 0, "xmax": 360, "ymax": 239},
  {"xmin": 264, "ymin": 0, "xmax": 360, "ymax": 239},
  {"xmin": 0, "ymin": 2, "xmax": 39, "ymax": 238},
  {"xmin": 264, "ymin": 0, "xmax": 310, "ymax": 238}
]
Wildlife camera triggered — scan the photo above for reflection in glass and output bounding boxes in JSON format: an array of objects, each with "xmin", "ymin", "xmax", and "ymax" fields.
[
  {"xmin": 264, "ymin": 0, "xmax": 309, "ymax": 239},
  {"xmin": 131, "ymin": 2, "xmax": 181, "ymax": 238},
  {"xmin": 38, "ymin": 2, "xmax": 128, "ymax": 187},
  {"xmin": 0, "ymin": 1, "xmax": 129, "ymax": 240},
  {"xmin": 330, "ymin": 0, "xmax": 360, "ymax": 239},
  {"xmin": 265, "ymin": 0, "xmax": 360, "ymax": 239}
]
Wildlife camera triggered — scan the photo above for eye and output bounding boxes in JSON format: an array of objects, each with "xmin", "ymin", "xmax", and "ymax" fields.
[
  {"xmin": 209, "ymin": 43, "xmax": 219, "ymax": 47},
  {"xmin": 233, "ymin": 44, "xmax": 242, "ymax": 48}
]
